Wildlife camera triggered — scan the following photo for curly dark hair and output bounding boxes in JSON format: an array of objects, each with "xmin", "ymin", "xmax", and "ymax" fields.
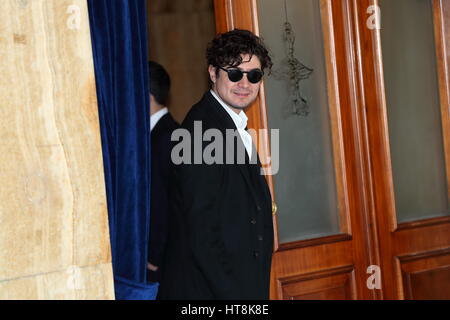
[{"xmin": 206, "ymin": 29, "xmax": 273, "ymax": 73}]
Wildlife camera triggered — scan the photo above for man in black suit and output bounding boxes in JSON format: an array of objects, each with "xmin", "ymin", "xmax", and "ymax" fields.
[
  {"xmin": 147, "ymin": 61, "xmax": 179, "ymax": 284},
  {"xmin": 159, "ymin": 29, "xmax": 274, "ymax": 299}
]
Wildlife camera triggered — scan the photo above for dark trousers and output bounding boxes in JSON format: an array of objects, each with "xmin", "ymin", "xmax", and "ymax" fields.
[{"xmin": 147, "ymin": 269, "xmax": 162, "ymax": 300}]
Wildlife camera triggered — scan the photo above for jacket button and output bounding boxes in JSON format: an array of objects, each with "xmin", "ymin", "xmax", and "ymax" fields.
[
  {"xmin": 256, "ymin": 205, "xmax": 262, "ymax": 212},
  {"xmin": 253, "ymin": 251, "xmax": 260, "ymax": 258},
  {"xmin": 258, "ymin": 235, "xmax": 263, "ymax": 241},
  {"xmin": 251, "ymin": 219, "xmax": 257, "ymax": 225}
]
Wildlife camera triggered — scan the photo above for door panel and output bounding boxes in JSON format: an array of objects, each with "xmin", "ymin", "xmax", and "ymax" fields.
[
  {"xmin": 397, "ymin": 248, "xmax": 450, "ymax": 300},
  {"xmin": 380, "ymin": 0, "xmax": 449, "ymax": 223},
  {"xmin": 278, "ymin": 265, "xmax": 356, "ymax": 300}
]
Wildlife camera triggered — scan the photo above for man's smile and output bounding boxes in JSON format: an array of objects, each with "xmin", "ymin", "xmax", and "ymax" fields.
[{"xmin": 233, "ymin": 91, "xmax": 251, "ymax": 97}]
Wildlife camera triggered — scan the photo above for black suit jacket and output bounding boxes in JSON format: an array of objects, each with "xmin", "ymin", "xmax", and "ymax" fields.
[
  {"xmin": 159, "ymin": 91, "xmax": 274, "ymax": 300},
  {"xmin": 148, "ymin": 112, "xmax": 179, "ymax": 282}
]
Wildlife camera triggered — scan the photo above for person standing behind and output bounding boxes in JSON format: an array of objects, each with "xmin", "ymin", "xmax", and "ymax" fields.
[
  {"xmin": 147, "ymin": 61, "xmax": 179, "ymax": 285},
  {"xmin": 159, "ymin": 29, "xmax": 274, "ymax": 300}
]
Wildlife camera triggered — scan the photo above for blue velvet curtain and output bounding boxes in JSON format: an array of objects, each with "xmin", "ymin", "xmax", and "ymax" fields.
[{"xmin": 87, "ymin": 0, "xmax": 158, "ymax": 300}]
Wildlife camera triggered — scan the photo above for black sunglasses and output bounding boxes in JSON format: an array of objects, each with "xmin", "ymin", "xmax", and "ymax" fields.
[{"xmin": 218, "ymin": 67, "xmax": 264, "ymax": 84}]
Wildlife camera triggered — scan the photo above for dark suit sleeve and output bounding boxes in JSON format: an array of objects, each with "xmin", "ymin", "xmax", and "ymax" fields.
[
  {"xmin": 148, "ymin": 131, "xmax": 171, "ymax": 267},
  {"xmin": 178, "ymin": 161, "xmax": 240, "ymax": 298}
]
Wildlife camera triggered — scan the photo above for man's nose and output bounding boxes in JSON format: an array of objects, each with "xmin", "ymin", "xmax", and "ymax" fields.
[{"xmin": 237, "ymin": 75, "xmax": 250, "ymax": 88}]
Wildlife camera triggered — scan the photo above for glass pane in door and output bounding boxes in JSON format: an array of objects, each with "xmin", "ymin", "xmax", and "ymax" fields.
[
  {"xmin": 257, "ymin": 0, "xmax": 341, "ymax": 243},
  {"xmin": 380, "ymin": 0, "xmax": 449, "ymax": 223}
]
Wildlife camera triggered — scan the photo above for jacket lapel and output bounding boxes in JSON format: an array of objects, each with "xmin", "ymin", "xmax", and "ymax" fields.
[{"xmin": 202, "ymin": 92, "xmax": 262, "ymax": 206}]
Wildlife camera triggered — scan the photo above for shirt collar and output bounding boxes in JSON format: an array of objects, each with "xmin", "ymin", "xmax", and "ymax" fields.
[
  {"xmin": 210, "ymin": 90, "xmax": 248, "ymax": 130},
  {"xmin": 150, "ymin": 107, "xmax": 168, "ymax": 131}
]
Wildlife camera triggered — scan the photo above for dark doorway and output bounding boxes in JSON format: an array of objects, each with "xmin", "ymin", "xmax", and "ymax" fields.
[{"xmin": 147, "ymin": 0, "xmax": 216, "ymax": 123}]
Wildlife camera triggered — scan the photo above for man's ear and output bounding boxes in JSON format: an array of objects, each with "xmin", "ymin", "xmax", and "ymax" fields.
[{"xmin": 208, "ymin": 65, "xmax": 217, "ymax": 84}]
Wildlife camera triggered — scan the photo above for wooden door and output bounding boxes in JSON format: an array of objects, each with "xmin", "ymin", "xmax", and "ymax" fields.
[
  {"xmin": 214, "ymin": 0, "xmax": 450, "ymax": 300},
  {"xmin": 356, "ymin": 0, "xmax": 450, "ymax": 299}
]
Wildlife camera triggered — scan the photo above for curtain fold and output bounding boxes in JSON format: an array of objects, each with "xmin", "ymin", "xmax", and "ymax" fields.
[{"xmin": 87, "ymin": 0, "xmax": 157, "ymax": 300}]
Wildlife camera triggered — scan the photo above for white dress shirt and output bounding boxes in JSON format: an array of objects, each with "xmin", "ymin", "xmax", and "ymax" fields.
[
  {"xmin": 210, "ymin": 90, "xmax": 253, "ymax": 159},
  {"xmin": 150, "ymin": 107, "xmax": 169, "ymax": 132}
]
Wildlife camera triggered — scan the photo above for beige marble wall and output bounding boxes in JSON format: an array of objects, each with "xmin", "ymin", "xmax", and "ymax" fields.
[
  {"xmin": 0, "ymin": 0, "xmax": 114, "ymax": 299},
  {"xmin": 147, "ymin": 0, "xmax": 216, "ymax": 123}
]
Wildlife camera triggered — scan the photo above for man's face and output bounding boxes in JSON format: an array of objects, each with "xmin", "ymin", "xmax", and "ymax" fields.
[{"xmin": 209, "ymin": 54, "xmax": 262, "ymax": 112}]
